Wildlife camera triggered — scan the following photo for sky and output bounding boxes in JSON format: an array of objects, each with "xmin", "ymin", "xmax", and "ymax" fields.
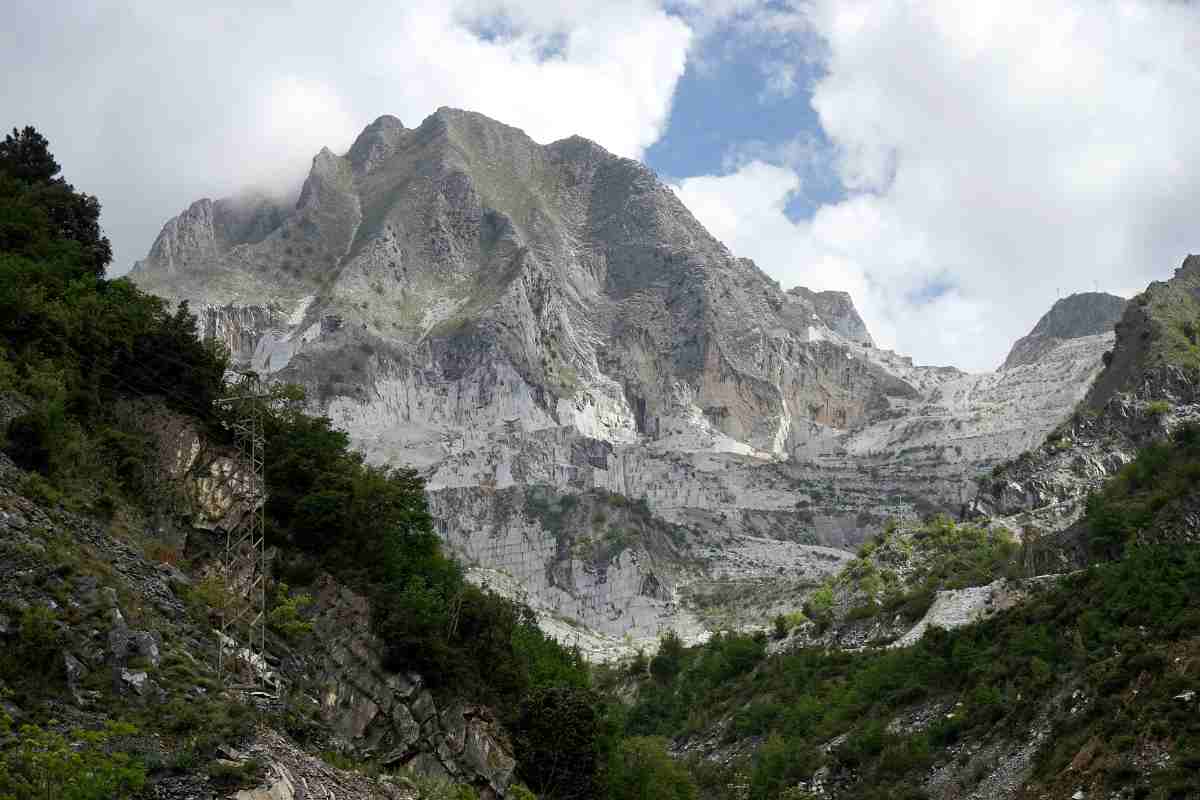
[{"xmin": 5, "ymin": 0, "xmax": 1200, "ymax": 371}]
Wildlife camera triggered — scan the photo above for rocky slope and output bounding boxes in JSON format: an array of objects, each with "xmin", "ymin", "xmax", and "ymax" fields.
[
  {"xmin": 132, "ymin": 109, "xmax": 1117, "ymax": 658},
  {"xmin": 971, "ymin": 256, "xmax": 1200, "ymax": 546},
  {"xmin": 1000, "ymin": 292, "xmax": 1126, "ymax": 370},
  {"xmin": 0, "ymin": 422, "xmax": 513, "ymax": 799}
]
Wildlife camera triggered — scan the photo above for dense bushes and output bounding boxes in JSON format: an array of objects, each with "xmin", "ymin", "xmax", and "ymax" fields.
[
  {"xmin": 862, "ymin": 517, "xmax": 1018, "ymax": 623},
  {"xmin": 1085, "ymin": 422, "xmax": 1200, "ymax": 558},
  {"xmin": 625, "ymin": 425, "xmax": 1200, "ymax": 796},
  {"xmin": 624, "ymin": 541, "xmax": 1200, "ymax": 798},
  {"xmin": 0, "ymin": 717, "xmax": 145, "ymax": 800},
  {"xmin": 512, "ymin": 686, "xmax": 611, "ymax": 800},
  {"xmin": 626, "ymin": 632, "xmax": 766, "ymax": 738},
  {"xmin": 589, "ymin": 429, "xmax": 1199, "ymax": 797},
  {"xmin": 606, "ymin": 737, "xmax": 697, "ymax": 800},
  {"xmin": 0, "ymin": 606, "xmax": 64, "ymax": 688},
  {"xmin": 0, "ymin": 127, "xmax": 227, "ymax": 511}
]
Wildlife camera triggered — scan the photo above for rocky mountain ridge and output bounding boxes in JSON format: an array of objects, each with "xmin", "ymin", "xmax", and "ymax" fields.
[
  {"xmin": 1000, "ymin": 291, "xmax": 1126, "ymax": 370},
  {"xmin": 650, "ymin": 257, "xmax": 1200, "ymax": 800},
  {"xmin": 132, "ymin": 108, "xmax": 1122, "ymax": 658},
  {"xmin": 970, "ymin": 255, "xmax": 1200, "ymax": 547}
]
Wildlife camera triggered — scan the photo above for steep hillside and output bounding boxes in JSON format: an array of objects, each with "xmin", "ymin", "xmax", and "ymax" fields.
[
  {"xmin": 0, "ymin": 131, "xmax": 616, "ymax": 800},
  {"xmin": 609, "ymin": 419, "xmax": 1200, "ymax": 800},
  {"xmin": 971, "ymin": 256, "xmax": 1200, "ymax": 541},
  {"xmin": 132, "ymin": 109, "xmax": 1115, "ymax": 655},
  {"xmin": 617, "ymin": 260, "xmax": 1199, "ymax": 800}
]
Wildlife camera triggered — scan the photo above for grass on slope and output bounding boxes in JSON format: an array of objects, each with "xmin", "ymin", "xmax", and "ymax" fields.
[{"xmin": 1138, "ymin": 259, "xmax": 1200, "ymax": 376}]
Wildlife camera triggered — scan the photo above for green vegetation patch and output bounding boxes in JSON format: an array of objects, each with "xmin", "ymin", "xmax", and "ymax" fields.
[
  {"xmin": 0, "ymin": 716, "xmax": 146, "ymax": 800},
  {"xmin": 808, "ymin": 517, "xmax": 1019, "ymax": 630},
  {"xmin": 1139, "ymin": 267, "xmax": 1200, "ymax": 376},
  {"xmin": 623, "ymin": 544, "xmax": 1200, "ymax": 799},
  {"xmin": 1085, "ymin": 422, "xmax": 1200, "ymax": 559},
  {"xmin": 0, "ymin": 127, "xmax": 596, "ymax": 797}
]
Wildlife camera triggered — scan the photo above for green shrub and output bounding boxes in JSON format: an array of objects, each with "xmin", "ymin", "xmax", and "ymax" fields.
[
  {"xmin": 1084, "ymin": 423, "xmax": 1200, "ymax": 557},
  {"xmin": 733, "ymin": 701, "xmax": 783, "ymax": 737},
  {"xmin": 0, "ymin": 717, "xmax": 145, "ymax": 799},
  {"xmin": 0, "ymin": 605, "xmax": 63, "ymax": 685},
  {"xmin": 802, "ymin": 585, "xmax": 834, "ymax": 630},
  {"xmin": 650, "ymin": 632, "xmax": 684, "ymax": 683},
  {"xmin": 15, "ymin": 472, "xmax": 60, "ymax": 508},
  {"xmin": 403, "ymin": 771, "xmax": 479, "ymax": 800},
  {"xmin": 267, "ymin": 582, "xmax": 314, "ymax": 640},
  {"xmin": 207, "ymin": 758, "xmax": 263, "ymax": 789},
  {"xmin": 750, "ymin": 734, "xmax": 820, "ymax": 800},
  {"xmin": 1145, "ymin": 400, "xmax": 1171, "ymax": 418},
  {"xmin": 513, "ymin": 686, "xmax": 608, "ymax": 800},
  {"xmin": 607, "ymin": 737, "xmax": 697, "ymax": 800}
]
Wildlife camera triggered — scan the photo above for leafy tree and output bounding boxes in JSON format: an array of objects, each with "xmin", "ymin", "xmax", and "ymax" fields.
[
  {"xmin": 649, "ymin": 631, "xmax": 683, "ymax": 683},
  {"xmin": 606, "ymin": 737, "xmax": 696, "ymax": 800},
  {"xmin": 749, "ymin": 734, "xmax": 819, "ymax": 800},
  {"xmin": 267, "ymin": 582, "xmax": 314, "ymax": 640},
  {"xmin": 514, "ymin": 686, "xmax": 608, "ymax": 800}
]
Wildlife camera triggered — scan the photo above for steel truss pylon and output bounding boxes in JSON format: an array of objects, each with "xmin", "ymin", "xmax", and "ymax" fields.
[{"xmin": 214, "ymin": 376, "xmax": 271, "ymax": 691}]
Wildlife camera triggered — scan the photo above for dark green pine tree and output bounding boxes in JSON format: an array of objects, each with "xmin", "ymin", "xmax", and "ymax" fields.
[
  {"xmin": 0, "ymin": 126, "xmax": 60, "ymax": 183},
  {"xmin": 0, "ymin": 125, "xmax": 112, "ymax": 277}
]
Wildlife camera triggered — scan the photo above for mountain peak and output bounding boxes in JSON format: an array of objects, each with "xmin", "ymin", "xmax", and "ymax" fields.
[
  {"xmin": 1001, "ymin": 291, "xmax": 1126, "ymax": 370},
  {"xmin": 1178, "ymin": 252, "xmax": 1200, "ymax": 279},
  {"xmin": 786, "ymin": 286, "xmax": 874, "ymax": 345},
  {"xmin": 347, "ymin": 114, "xmax": 405, "ymax": 171},
  {"xmin": 129, "ymin": 105, "xmax": 1125, "ymax": 662}
]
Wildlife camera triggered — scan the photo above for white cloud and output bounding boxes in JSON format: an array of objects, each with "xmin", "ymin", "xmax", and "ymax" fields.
[
  {"xmin": 677, "ymin": 0, "xmax": 1200, "ymax": 371},
  {"xmin": 3, "ymin": 0, "xmax": 691, "ymax": 273},
  {"xmin": 9, "ymin": 0, "xmax": 1198, "ymax": 373}
]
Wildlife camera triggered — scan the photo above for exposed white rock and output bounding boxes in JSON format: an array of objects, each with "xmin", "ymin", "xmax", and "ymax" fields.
[
  {"xmin": 130, "ymin": 108, "xmax": 1117, "ymax": 653},
  {"xmin": 894, "ymin": 579, "xmax": 1027, "ymax": 648}
]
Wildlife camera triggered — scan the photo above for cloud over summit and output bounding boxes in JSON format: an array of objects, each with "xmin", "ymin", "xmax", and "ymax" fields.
[
  {"xmin": 675, "ymin": 0, "xmax": 1200, "ymax": 370},
  {"xmin": 3, "ymin": 0, "xmax": 692, "ymax": 275},
  {"xmin": 5, "ymin": 0, "xmax": 1199, "ymax": 371}
]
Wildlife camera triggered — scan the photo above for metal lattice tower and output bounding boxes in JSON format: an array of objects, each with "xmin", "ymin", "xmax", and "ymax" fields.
[{"xmin": 215, "ymin": 376, "xmax": 271, "ymax": 690}]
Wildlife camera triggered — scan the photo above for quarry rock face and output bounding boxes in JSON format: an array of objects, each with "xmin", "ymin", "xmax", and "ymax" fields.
[
  {"xmin": 1000, "ymin": 292, "xmax": 1126, "ymax": 370},
  {"xmin": 132, "ymin": 108, "xmax": 1117, "ymax": 658},
  {"xmin": 972, "ymin": 257, "xmax": 1200, "ymax": 544}
]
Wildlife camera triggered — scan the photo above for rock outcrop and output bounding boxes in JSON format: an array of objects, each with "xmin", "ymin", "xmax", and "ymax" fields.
[
  {"xmin": 306, "ymin": 576, "xmax": 516, "ymax": 797},
  {"xmin": 1000, "ymin": 292, "xmax": 1126, "ymax": 370},
  {"xmin": 132, "ymin": 108, "xmax": 1115, "ymax": 655}
]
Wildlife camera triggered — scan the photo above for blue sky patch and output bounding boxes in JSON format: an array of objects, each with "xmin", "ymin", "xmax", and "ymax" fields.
[
  {"xmin": 645, "ymin": 21, "xmax": 845, "ymax": 220},
  {"xmin": 906, "ymin": 276, "xmax": 957, "ymax": 306}
]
